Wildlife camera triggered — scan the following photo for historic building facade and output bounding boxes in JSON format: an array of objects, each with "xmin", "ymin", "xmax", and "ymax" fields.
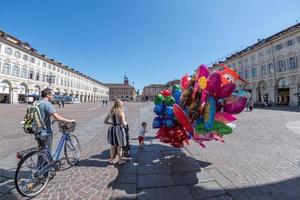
[
  {"xmin": 214, "ymin": 23, "xmax": 300, "ymax": 106},
  {"xmin": 0, "ymin": 30, "xmax": 109, "ymax": 104},
  {"xmin": 105, "ymin": 76, "xmax": 137, "ymax": 101},
  {"xmin": 142, "ymin": 84, "xmax": 167, "ymax": 101}
]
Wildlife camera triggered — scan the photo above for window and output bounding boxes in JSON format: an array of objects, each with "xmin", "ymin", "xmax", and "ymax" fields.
[
  {"xmin": 57, "ymin": 68, "xmax": 60, "ymax": 72},
  {"xmin": 29, "ymin": 70, "xmax": 34, "ymax": 79},
  {"xmin": 0, "ymin": 43, "xmax": 1, "ymax": 52},
  {"xmin": 48, "ymin": 64, "xmax": 51, "ymax": 69},
  {"xmin": 250, "ymin": 55, "xmax": 256, "ymax": 61},
  {"xmin": 22, "ymin": 54, "xmax": 29, "ymax": 61},
  {"xmin": 297, "ymin": 36, "xmax": 300, "ymax": 43},
  {"xmin": 36, "ymin": 72, "xmax": 40, "ymax": 81},
  {"xmin": 30, "ymin": 57, "xmax": 36, "ymax": 63},
  {"xmin": 287, "ymin": 39, "xmax": 294, "ymax": 47},
  {"xmin": 42, "ymin": 62, "xmax": 46, "ymax": 67},
  {"xmin": 52, "ymin": 66, "xmax": 56, "ymax": 71},
  {"xmin": 268, "ymin": 63, "xmax": 274, "ymax": 74},
  {"xmin": 266, "ymin": 48, "xmax": 272, "ymax": 55},
  {"xmin": 258, "ymin": 52, "xmax": 264, "ymax": 58},
  {"xmin": 5, "ymin": 47, "xmax": 13, "ymax": 55},
  {"xmin": 14, "ymin": 51, "xmax": 21, "ymax": 58},
  {"xmin": 2, "ymin": 63, "xmax": 11, "ymax": 74},
  {"xmin": 274, "ymin": 43, "xmax": 283, "ymax": 51},
  {"xmin": 244, "ymin": 58, "xmax": 248, "ymax": 63},
  {"xmin": 244, "ymin": 69, "xmax": 249, "ymax": 79},
  {"xmin": 21, "ymin": 68, "xmax": 28, "ymax": 78},
  {"xmin": 61, "ymin": 79, "xmax": 63, "ymax": 86},
  {"xmin": 42, "ymin": 74, "xmax": 46, "ymax": 82},
  {"xmin": 64, "ymin": 80, "xmax": 67, "ymax": 86},
  {"xmin": 251, "ymin": 68, "xmax": 257, "ymax": 77},
  {"xmin": 12, "ymin": 66, "xmax": 20, "ymax": 77},
  {"xmin": 288, "ymin": 57, "xmax": 298, "ymax": 69},
  {"xmin": 277, "ymin": 60, "xmax": 286, "ymax": 72},
  {"xmin": 260, "ymin": 65, "xmax": 267, "ymax": 76}
]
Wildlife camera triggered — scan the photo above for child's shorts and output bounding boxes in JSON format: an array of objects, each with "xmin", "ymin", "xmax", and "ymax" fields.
[{"xmin": 138, "ymin": 136, "xmax": 144, "ymax": 143}]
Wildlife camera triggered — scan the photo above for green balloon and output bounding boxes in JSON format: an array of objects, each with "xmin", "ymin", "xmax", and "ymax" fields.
[
  {"xmin": 154, "ymin": 94, "xmax": 164, "ymax": 105},
  {"xmin": 165, "ymin": 96, "xmax": 175, "ymax": 106},
  {"xmin": 172, "ymin": 84, "xmax": 181, "ymax": 91},
  {"xmin": 195, "ymin": 121, "xmax": 233, "ymax": 135}
]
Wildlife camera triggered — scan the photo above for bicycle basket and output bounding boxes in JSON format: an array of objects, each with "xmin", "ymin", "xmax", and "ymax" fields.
[{"xmin": 58, "ymin": 122, "xmax": 76, "ymax": 133}]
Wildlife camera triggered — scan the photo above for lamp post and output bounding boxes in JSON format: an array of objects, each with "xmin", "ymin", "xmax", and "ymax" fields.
[
  {"xmin": 46, "ymin": 73, "xmax": 55, "ymax": 88},
  {"xmin": 93, "ymin": 87, "xmax": 97, "ymax": 103}
]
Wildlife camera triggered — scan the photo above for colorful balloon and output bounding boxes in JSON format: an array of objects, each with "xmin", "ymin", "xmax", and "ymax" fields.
[
  {"xmin": 154, "ymin": 104, "xmax": 165, "ymax": 116},
  {"xmin": 154, "ymin": 94, "xmax": 164, "ymax": 105},
  {"xmin": 160, "ymin": 89, "xmax": 171, "ymax": 97},
  {"xmin": 204, "ymin": 97, "xmax": 216, "ymax": 131},
  {"xmin": 165, "ymin": 96, "xmax": 175, "ymax": 106},
  {"xmin": 173, "ymin": 104, "xmax": 194, "ymax": 137},
  {"xmin": 172, "ymin": 89, "xmax": 182, "ymax": 104},
  {"xmin": 181, "ymin": 74, "xmax": 191, "ymax": 90},
  {"xmin": 223, "ymin": 95, "xmax": 247, "ymax": 114},
  {"xmin": 216, "ymin": 83, "xmax": 236, "ymax": 99},
  {"xmin": 152, "ymin": 117, "xmax": 163, "ymax": 129},
  {"xmin": 198, "ymin": 76, "xmax": 207, "ymax": 90},
  {"xmin": 172, "ymin": 84, "xmax": 181, "ymax": 93},
  {"xmin": 163, "ymin": 119, "xmax": 175, "ymax": 128},
  {"xmin": 206, "ymin": 73, "xmax": 221, "ymax": 94},
  {"xmin": 165, "ymin": 106, "xmax": 175, "ymax": 118}
]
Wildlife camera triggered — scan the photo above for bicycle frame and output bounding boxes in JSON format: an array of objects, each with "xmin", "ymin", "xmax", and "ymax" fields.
[{"xmin": 50, "ymin": 131, "xmax": 70, "ymax": 161}]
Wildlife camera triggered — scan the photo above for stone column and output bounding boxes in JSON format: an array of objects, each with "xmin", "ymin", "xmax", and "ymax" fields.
[{"xmin": 289, "ymin": 85, "xmax": 298, "ymax": 106}]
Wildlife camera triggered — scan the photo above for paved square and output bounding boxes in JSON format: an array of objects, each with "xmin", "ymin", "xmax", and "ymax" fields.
[{"xmin": 1, "ymin": 103, "xmax": 300, "ymax": 199}]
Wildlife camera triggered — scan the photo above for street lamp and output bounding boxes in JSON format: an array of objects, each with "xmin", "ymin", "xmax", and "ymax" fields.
[
  {"xmin": 46, "ymin": 73, "xmax": 56, "ymax": 88},
  {"xmin": 93, "ymin": 87, "xmax": 97, "ymax": 103}
]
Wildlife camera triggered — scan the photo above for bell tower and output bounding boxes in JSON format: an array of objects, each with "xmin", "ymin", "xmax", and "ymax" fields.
[{"xmin": 124, "ymin": 75, "xmax": 129, "ymax": 85}]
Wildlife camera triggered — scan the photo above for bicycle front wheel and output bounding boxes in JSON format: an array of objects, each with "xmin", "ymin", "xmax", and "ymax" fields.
[
  {"xmin": 64, "ymin": 135, "xmax": 81, "ymax": 166},
  {"xmin": 14, "ymin": 151, "xmax": 51, "ymax": 197}
]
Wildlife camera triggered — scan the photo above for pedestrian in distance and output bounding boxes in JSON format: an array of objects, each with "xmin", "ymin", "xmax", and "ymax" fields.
[
  {"xmin": 61, "ymin": 98, "xmax": 65, "ymax": 108},
  {"xmin": 249, "ymin": 100, "xmax": 254, "ymax": 112},
  {"xmin": 104, "ymin": 99, "xmax": 128, "ymax": 165},
  {"xmin": 138, "ymin": 122, "xmax": 148, "ymax": 148},
  {"xmin": 102, "ymin": 100, "xmax": 105, "ymax": 106},
  {"xmin": 58, "ymin": 100, "xmax": 62, "ymax": 108}
]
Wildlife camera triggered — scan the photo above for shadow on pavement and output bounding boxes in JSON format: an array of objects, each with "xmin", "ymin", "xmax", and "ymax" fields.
[
  {"xmin": 102, "ymin": 142, "xmax": 300, "ymax": 200},
  {"xmin": 77, "ymin": 149, "xmax": 110, "ymax": 168},
  {"xmin": 255, "ymin": 106, "xmax": 300, "ymax": 113},
  {"xmin": 0, "ymin": 168, "xmax": 19, "ymax": 200}
]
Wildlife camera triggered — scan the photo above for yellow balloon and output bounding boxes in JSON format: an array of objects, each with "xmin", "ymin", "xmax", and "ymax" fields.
[{"xmin": 198, "ymin": 76, "xmax": 207, "ymax": 89}]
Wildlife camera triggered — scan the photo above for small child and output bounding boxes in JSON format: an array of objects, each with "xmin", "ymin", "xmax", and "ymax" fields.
[{"xmin": 138, "ymin": 122, "xmax": 148, "ymax": 148}]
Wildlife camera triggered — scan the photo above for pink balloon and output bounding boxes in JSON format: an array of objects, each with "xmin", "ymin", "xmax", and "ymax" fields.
[
  {"xmin": 223, "ymin": 95, "xmax": 247, "ymax": 114},
  {"xmin": 216, "ymin": 83, "xmax": 236, "ymax": 99},
  {"xmin": 206, "ymin": 73, "xmax": 221, "ymax": 94},
  {"xmin": 196, "ymin": 64, "xmax": 210, "ymax": 79}
]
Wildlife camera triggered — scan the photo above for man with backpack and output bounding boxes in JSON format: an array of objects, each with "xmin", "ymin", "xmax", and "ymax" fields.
[{"xmin": 36, "ymin": 88, "xmax": 75, "ymax": 153}]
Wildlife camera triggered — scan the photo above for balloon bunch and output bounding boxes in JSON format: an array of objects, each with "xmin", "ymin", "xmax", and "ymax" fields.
[{"xmin": 152, "ymin": 64, "xmax": 249, "ymax": 148}]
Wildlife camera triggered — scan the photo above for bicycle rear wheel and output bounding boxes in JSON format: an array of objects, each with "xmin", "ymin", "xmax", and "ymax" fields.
[
  {"xmin": 64, "ymin": 135, "xmax": 80, "ymax": 166},
  {"xmin": 14, "ymin": 151, "xmax": 51, "ymax": 197}
]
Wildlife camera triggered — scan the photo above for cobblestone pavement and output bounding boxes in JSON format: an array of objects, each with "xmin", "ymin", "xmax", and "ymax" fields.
[{"xmin": 1, "ymin": 104, "xmax": 300, "ymax": 199}]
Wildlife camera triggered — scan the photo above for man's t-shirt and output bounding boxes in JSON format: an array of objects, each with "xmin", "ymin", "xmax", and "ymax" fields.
[{"xmin": 38, "ymin": 99, "xmax": 56, "ymax": 134}]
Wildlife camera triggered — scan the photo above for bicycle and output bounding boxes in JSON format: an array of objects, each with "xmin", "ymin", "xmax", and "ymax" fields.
[{"xmin": 14, "ymin": 121, "xmax": 80, "ymax": 198}]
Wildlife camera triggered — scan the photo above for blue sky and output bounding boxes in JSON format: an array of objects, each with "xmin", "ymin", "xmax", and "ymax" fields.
[{"xmin": 1, "ymin": 0, "xmax": 300, "ymax": 91}]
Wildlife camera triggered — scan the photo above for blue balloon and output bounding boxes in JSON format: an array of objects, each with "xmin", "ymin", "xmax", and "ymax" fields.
[
  {"xmin": 152, "ymin": 117, "xmax": 163, "ymax": 129},
  {"xmin": 165, "ymin": 106, "xmax": 174, "ymax": 118},
  {"xmin": 163, "ymin": 119, "xmax": 174, "ymax": 128},
  {"xmin": 194, "ymin": 117, "xmax": 204, "ymax": 127},
  {"xmin": 154, "ymin": 104, "xmax": 165, "ymax": 116},
  {"xmin": 172, "ymin": 89, "xmax": 182, "ymax": 104},
  {"xmin": 204, "ymin": 97, "xmax": 216, "ymax": 131},
  {"xmin": 188, "ymin": 132, "xmax": 193, "ymax": 139}
]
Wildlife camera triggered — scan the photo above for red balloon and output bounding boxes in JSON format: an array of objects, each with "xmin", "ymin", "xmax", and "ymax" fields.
[
  {"xmin": 173, "ymin": 104, "xmax": 194, "ymax": 137},
  {"xmin": 160, "ymin": 89, "xmax": 171, "ymax": 97},
  {"xmin": 206, "ymin": 73, "xmax": 221, "ymax": 95},
  {"xmin": 216, "ymin": 83, "xmax": 236, "ymax": 99},
  {"xmin": 181, "ymin": 74, "xmax": 191, "ymax": 90},
  {"xmin": 223, "ymin": 95, "xmax": 247, "ymax": 114}
]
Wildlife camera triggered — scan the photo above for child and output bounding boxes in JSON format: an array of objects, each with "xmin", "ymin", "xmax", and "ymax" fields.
[{"xmin": 138, "ymin": 122, "xmax": 148, "ymax": 148}]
